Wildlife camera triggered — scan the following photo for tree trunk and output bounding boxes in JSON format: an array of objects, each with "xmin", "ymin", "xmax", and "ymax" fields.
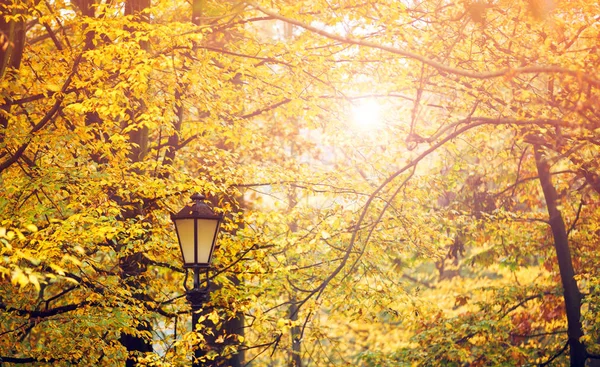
[
  {"xmin": 534, "ymin": 145, "xmax": 587, "ymax": 367},
  {"xmin": 0, "ymin": 1, "xmax": 26, "ymax": 78},
  {"xmin": 287, "ymin": 177, "xmax": 302, "ymax": 367},
  {"xmin": 0, "ymin": 1, "xmax": 26, "ymax": 145},
  {"xmin": 117, "ymin": 1, "xmax": 153, "ymax": 365},
  {"xmin": 289, "ymin": 296, "xmax": 302, "ymax": 367}
]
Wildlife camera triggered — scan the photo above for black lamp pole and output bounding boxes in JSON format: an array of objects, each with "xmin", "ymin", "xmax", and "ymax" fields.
[
  {"xmin": 187, "ymin": 268, "xmax": 210, "ymax": 367},
  {"xmin": 172, "ymin": 194, "xmax": 223, "ymax": 367}
]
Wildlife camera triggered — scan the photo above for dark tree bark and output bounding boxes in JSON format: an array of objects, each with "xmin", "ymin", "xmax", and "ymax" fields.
[
  {"xmin": 116, "ymin": 1, "xmax": 153, "ymax": 366},
  {"xmin": 72, "ymin": 0, "xmax": 97, "ymax": 50},
  {"xmin": 192, "ymin": 1, "xmax": 245, "ymax": 365},
  {"xmin": 287, "ymin": 176, "xmax": 302, "ymax": 367},
  {"xmin": 289, "ymin": 296, "xmax": 302, "ymax": 367},
  {"xmin": 0, "ymin": 1, "xmax": 26, "ymax": 145},
  {"xmin": 534, "ymin": 145, "xmax": 587, "ymax": 367},
  {"xmin": 0, "ymin": 1, "xmax": 26, "ymax": 77},
  {"xmin": 204, "ymin": 193, "xmax": 245, "ymax": 367}
]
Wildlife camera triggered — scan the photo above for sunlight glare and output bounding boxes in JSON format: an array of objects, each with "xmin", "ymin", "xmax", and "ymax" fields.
[{"xmin": 351, "ymin": 100, "xmax": 383, "ymax": 130}]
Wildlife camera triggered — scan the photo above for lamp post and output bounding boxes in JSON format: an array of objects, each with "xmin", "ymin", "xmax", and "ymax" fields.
[{"xmin": 172, "ymin": 193, "xmax": 223, "ymax": 367}]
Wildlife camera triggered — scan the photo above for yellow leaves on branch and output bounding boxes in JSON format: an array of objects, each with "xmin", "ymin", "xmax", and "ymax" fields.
[
  {"xmin": 1, "ymin": 224, "xmax": 81, "ymax": 291},
  {"xmin": 10, "ymin": 267, "xmax": 41, "ymax": 291},
  {"xmin": 276, "ymin": 317, "xmax": 302, "ymax": 333}
]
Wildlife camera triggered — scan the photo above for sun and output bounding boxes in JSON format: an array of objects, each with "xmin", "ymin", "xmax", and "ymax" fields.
[{"xmin": 351, "ymin": 99, "xmax": 383, "ymax": 130}]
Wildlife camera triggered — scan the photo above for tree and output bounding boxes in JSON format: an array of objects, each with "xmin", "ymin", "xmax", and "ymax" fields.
[
  {"xmin": 243, "ymin": 0, "xmax": 600, "ymax": 365},
  {"xmin": 1, "ymin": 0, "xmax": 599, "ymax": 366}
]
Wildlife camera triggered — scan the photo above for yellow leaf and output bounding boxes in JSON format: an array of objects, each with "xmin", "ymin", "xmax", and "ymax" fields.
[
  {"xmin": 208, "ymin": 311, "xmax": 220, "ymax": 325},
  {"xmin": 28, "ymin": 273, "xmax": 41, "ymax": 291},
  {"xmin": 15, "ymin": 229, "xmax": 25, "ymax": 241},
  {"xmin": 50, "ymin": 264, "xmax": 66, "ymax": 276},
  {"xmin": 26, "ymin": 224, "xmax": 38, "ymax": 232},
  {"xmin": 47, "ymin": 84, "xmax": 61, "ymax": 92},
  {"xmin": 276, "ymin": 318, "xmax": 289, "ymax": 329},
  {"xmin": 11, "ymin": 268, "xmax": 29, "ymax": 288}
]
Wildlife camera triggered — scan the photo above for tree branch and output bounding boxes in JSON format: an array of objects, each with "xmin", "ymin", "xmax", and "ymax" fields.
[
  {"xmin": 0, "ymin": 300, "xmax": 91, "ymax": 318},
  {"xmin": 538, "ymin": 340, "xmax": 569, "ymax": 367},
  {"xmin": 306, "ymin": 117, "xmax": 575, "ymax": 302},
  {"xmin": 249, "ymin": 2, "xmax": 600, "ymax": 87},
  {"xmin": 0, "ymin": 53, "xmax": 82, "ymax": 173}
]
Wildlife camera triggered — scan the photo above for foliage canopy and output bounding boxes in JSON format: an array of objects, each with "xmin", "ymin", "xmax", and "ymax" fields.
[{"xmin": 1, "ymin": 0, "xmax": 599, "ymax": 366}]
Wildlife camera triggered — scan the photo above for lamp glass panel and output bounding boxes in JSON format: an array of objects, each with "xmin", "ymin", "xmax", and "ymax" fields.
[
  {"xmin": 195, "ymin": 219, "xmax": 219, "ymax": 264},
  {"xmin": 174, "ymin": 218, "xmax": 195, "ymax": 264}
]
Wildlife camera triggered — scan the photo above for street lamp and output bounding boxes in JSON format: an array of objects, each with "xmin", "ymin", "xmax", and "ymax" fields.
[{"xmin": 172, "ymin": 193, "xmax": 223, "ymax": 367}]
